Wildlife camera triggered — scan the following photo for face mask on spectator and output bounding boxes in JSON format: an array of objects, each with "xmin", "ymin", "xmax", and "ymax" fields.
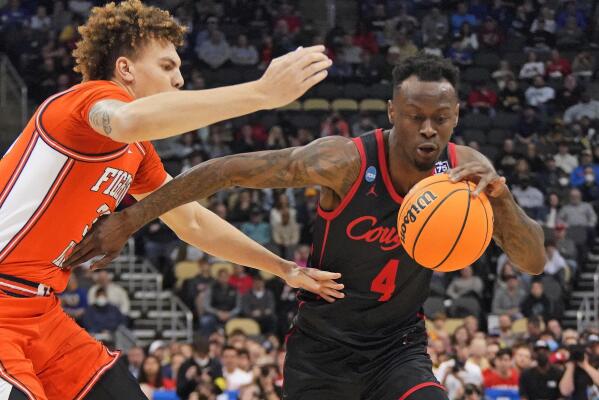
[
  {"xmin": 547, "ymin": 339, "xmax": 558, "ymax": 352},
  {"xmin": 585, "ymin": 173, "xmax": 595, "ymax": 183},
  {"xmin": 559, "ymin": 177, "xmax": 569, "ymax": 186},
  {"xmin": 96, "ymin": 296, "xmax": 108, "ymax": 307}
]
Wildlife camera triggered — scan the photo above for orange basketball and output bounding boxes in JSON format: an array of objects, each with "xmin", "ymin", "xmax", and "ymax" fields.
[{"xmin": 397, "ymin": 173, "xmax": 494, "ymax": 272}]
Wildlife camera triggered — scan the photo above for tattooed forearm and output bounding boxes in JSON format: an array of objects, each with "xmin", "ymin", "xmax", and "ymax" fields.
[
  {"xmin": 101, "ymin": 112, "xmax": 111, "ymax": 135},
  {"xmin": 124, "ymin": 136, "xmax": 360, "ymax": 231},
  {"xmin": 491, "ymin": 192, "xmax": 546, "ymax": 275}
]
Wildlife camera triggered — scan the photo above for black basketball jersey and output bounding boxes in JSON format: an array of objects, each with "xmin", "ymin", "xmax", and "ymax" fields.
[{"xmin": 296, "ymin": 129, "xmax": 458, "ymax": 351}]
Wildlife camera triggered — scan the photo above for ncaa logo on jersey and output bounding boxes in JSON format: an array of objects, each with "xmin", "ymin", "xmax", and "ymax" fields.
[
  {"xmin": 434, "ymin": 161, "xmax": 449, "ymax": 174},
  {"xmin": 365, "ymin": 166, "xmax": 377, "ymax": 182}
]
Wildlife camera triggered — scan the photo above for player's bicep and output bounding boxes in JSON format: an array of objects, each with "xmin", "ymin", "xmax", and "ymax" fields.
[{"xmin": 87, "ymin": 100, "xmax": 128, "ymax": 139}]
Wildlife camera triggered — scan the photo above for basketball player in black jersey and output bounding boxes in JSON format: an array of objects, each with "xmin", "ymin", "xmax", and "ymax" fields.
[{"xmin": 66, "ymin": 54, "xmax": 546, "ymax": 399}]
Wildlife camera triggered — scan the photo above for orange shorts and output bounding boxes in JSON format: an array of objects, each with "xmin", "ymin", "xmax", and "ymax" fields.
[{"xmin": 0, "ymin": 293, "xmax": 120, "ymax": 400}]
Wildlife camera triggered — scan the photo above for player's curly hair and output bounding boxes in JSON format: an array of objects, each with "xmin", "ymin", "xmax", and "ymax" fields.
[
  {"xmin": 392, "ymin": 53, "xmax": 460, "ymax": 92},
  {"xmin": 73, "ymin": 0, "xmax": 186, "ymax": 81}
]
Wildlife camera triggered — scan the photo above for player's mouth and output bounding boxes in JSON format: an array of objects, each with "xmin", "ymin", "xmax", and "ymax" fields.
[{"xmin": 416, "ymin": 143, "xmax": 438, "ymax": 158}]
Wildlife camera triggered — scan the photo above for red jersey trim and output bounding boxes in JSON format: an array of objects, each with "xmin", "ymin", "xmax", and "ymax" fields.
[
  {"xmin": 35, "ymin": 90, "xmax": 130, "ymax": 163},
  {"xmin": 318, "ymin": 219, "xmax": 332, "ymax": 266},
  {"xmin": 135, "ymin": 142, "xmax": 146, "ymax": 156},
  {"xmin": 375, "ymin": 129, "xmax": 403, "ymax": 204},
  {"xmin": 73, "ymin": 348, "xmax": 121, "ymax": 400},
  {"xmin": 398, "ymin": 382, "xmax": 446, "ymax": 400},
  {"xmin": 0, "ymin": 131, "xmax": 39, "ymax": 209},
  {"xmin": 448, "ymin": 142, "xmax": 457, "ymax": 167},
  {"xmin": 317, "ymin": 137, "xmax": 367, "ymax": 220}
]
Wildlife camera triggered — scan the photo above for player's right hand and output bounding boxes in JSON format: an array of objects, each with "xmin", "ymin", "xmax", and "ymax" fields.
[
  {"xmin": 256, "ymin": 45, "xmax": 332, "ymax": 110},
  {"xmin": 282, "ymin": 262, "xmax": 345, "ymax": 303},
  {"xmin": 63, "ymin": 212, "xmax": 132, "ymax": 270}
]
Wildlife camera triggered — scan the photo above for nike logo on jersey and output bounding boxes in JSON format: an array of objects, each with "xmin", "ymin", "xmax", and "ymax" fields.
[
  {"xmin": 346, "ymin": 215, "xmax": 401, "ymax": 251},
  {"xmin": 90, "ymin": 167, "xmax": 133, "ymax": 204}
]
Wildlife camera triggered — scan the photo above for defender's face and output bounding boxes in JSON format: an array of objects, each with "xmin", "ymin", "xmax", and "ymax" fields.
[
  {"xmin": 388, "ymin": 76, "xmax": 459, "ymax": 172},
  {"xmin": 129, "ymin": 39, "xmax": 183, "ymax": 98}
]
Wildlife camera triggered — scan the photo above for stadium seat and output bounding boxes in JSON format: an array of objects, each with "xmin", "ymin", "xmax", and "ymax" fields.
[
  {"xmin": 370, "ymin": 82, "xmax": 393, "ymax": 100},
  {"xmin": 502, "ymin": 52, "xmax": 527, "ymax": 69},
  {"xmin": 423, "ymin": 296, "xmax": 446, "ymax": 318},
  {"xmin": 175, "ymin": 261, "xmax": 200, "ymax": 289},
  {"xmin": 480, "ymin": 145, "xmax": 499, "ymax": 161},
  {"xmin": 474, "ymin": 52, "xmax": 501, "ymax": 70},
  {"xmin": 462, "ymin": 67, "xmax": 491, "ymax": 84},
  {"xmin": 444, "ymin": 318, "xmax": 465, "ymax": 335},
  {"xmin": 486, "ymin": 129, "xmax": 511, "ymax": 146},
  {"xmin": 375, "ymin": 113, "xmax": 391, "ymax": 129},
  {"xmin": 461, "ymin": 129, "xmax": 486, "ymax": 145},
  {"xmin": 279, "ymin": 101, "xmax": 302, "ymax": 111},
  {"xmin": 500, "ymin": 35, "xmax": 526, "ymax": 52},
  {"xmin": 359, "ymin": 99, "xmax": 387, "ymax": 112},
  {"xmin": 460, "ymin": 113, "xmax": 492, "ymax": 130},
  {"xmin": 541, "ymin": 275, "xmax": 563, "ymax": 303},
  {"xmin": 343, "ymin": 83, "xmax": 369, "ymax": 100},
  {"xmin": 260, "ymin": 113, "xmax": 279, "ymax": 130},
  {"xmin": 512, "ymin": 318, "xmax": 528, "ymax": 333},
  {"xmin": 449, "ymin": 297, "xmax": 481, "ymax": 318},
  {"xmin": 211, "ymin": 262, "xmax": 234, "ymax": 278},
  {"xmin": 492, "ymin": 112, "xmax": 519, "ymax": 129},
  {"xmin": 315, "ymin": 82, "xmax": 345, "ymax": 100},
  {"xmin": 566, "ymin": 226, "xmax": 589, "ymax": 246},
  {"xmin": 225, "ymin": 318, "xmax": 261, "ymax": 336},
  {"xmin": 303, "ymin": 98, "xmax": 331, "ymax": 112},
  {"xmin": 331, "ymin": 99, "xmax": 359, "ymax": 112},
  {"xmin": 288, "ymin": 113, "xmax": 320, "ymax": 130}
]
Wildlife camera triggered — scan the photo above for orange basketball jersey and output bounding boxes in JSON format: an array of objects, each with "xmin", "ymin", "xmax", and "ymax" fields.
[{"xmin": 0, "ymin": 81, "xmax": 166, "ymax": 293}]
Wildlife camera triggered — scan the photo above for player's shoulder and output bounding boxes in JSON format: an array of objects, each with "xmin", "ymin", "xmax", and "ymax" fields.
[{"xmin": 311, "ymin": 135, "xmax": 361, "ymax": 166}]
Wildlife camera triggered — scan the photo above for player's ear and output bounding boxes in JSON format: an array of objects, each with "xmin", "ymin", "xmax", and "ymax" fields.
[
  {"xmin": 454, "ymin": 102, "xmax": 460, "ymax": 128},
  {"xmin": 114, "ymin": 56, "xmax": 135, "ymax": 84},
  {"xmin": 387, "ymin": 99, "xmax": 395, "ymax": 126}
]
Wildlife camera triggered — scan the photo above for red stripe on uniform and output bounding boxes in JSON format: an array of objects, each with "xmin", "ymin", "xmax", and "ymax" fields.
[
  {"xmin": 448, "ymin": 142, "xmax": 457, "ymax": 168},
  {"xmin": 398, "ymin": 382, "xmax": 446, "ymax": 400},
  {"xmin": 73, "ymin": 348, "xmax": 121, "ymax": 400},
  {"xmin": 319, "ymin": 219, "xmax": 331, "ymax": 267},
  {"xmin": 375, "ymin": 129, "xmax": 404, "ymax": 204}
]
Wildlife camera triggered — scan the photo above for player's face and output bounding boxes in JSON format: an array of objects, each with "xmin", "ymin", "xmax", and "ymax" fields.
[
  {"xmin": 388, "ymin": 76, "xmax": 459, "ymax": 172},
  {"xmin": 126, "ymin": 39, "xmax": 184, "ymax": 98}
]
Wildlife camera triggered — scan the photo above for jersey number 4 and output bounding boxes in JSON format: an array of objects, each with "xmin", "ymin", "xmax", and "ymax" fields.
[{"xmin": 370, "ymin": 259, "xmax": 399, "ymax": 302}]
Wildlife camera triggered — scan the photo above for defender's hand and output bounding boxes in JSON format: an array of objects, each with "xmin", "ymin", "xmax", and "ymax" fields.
[
  {"xmin": 257, "ymin": 45, "xmax": 332, "ymax": 109},
  {"xmin": 63, "ymin": 212, "xmax": 133, "ymax": 270},
  {"xmin": 449, "ymin": 162, "xmax": 508, "ymax": 198},
  {"xmin": 282, "ymin": 263, "xmax": 344, "ymax": 303}
]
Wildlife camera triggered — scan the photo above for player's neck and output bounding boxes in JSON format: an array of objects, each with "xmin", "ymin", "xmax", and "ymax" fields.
[
  {"xmin": 110, "ymin": 78, "xmax": 136, "ymax": 99},
  {"xmin": 386, "ymin": 129, "xmax": 433, "ymax": 196}
]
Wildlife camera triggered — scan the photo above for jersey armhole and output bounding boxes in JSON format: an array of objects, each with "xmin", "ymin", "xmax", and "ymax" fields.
[
  {"xmin": 317, "ymin": 137, "xmax": 367, "ymax": 220},
  {"xmin": 448, "ymin": 142, "xmax": 458, "ymax": 168}
]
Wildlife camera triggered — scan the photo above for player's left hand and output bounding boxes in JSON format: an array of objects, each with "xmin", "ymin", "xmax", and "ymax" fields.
[
  {"xmin": 448, "ymin": 162, "xmax": 508, "ymax": 198},
  {"xmin": 282, "ymin": 263, "xmax": 345, "ymax": 303}
]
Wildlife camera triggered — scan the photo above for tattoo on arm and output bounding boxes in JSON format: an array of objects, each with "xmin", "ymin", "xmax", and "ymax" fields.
[
  {"xmin": 128, "ymin": 136, "xmax": 361, "ymax": 230},
  {"xmin": 88, "ymin": 100, "xmax": 124, "ymax": 136}
]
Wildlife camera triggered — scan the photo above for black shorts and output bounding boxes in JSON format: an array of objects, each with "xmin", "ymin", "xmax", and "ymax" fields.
[{"xmin": 283, "ymin": 324, "xmax": 447, "ymax": 400}]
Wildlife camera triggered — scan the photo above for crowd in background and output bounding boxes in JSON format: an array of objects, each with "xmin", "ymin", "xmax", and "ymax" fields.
[{"xmin": 3, "ymin": 0, "xmax": 599, "ymax": 398}]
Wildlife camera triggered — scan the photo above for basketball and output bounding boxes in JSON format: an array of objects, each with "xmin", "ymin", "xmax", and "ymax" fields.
[{"xmin": 397, "ymin": 173, "xmax": 494, "ymax": 272}]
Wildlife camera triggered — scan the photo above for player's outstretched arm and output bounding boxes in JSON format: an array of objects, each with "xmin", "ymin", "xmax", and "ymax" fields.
[
  {"xmin": 88, "ymin": 46, "xmax": 331, "ymax": 143},
  {"xmin": 449, "ymin": 145, "xmax": 546, "ymax": 275}
]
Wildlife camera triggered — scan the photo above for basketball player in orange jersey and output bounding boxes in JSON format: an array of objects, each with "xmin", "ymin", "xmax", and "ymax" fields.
[
  {"xmin": 0, "ymin": 1, "xmax": 344, "ymax": 399},
  {"xmin": 67, "ymin": 55, "xmax": 547, "ymax": 399}
]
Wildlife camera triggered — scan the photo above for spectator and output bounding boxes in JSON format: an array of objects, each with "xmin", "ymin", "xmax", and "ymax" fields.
[
  {"xmin": 30, "ymin": 5, "xmax": 50, "ymax": 31},
  {"xmin": 229, "ymin": 189, "xmax": 255, "ymax": 224},
  {"xmin": 556, "ymin": 16, "xmax": 585, "ymax": 49},
  {"xmin": 510, "ymin": 5, "xmax": 532, "ymax": 37},
  {"xmin": 59, "ymin": 274, "xmax": 88, "ymax": 324},
  {"xmin": 492, "ymin": 274, "xmax": 526, "ymax": 319},
  {"xmin": 554, "ymin": 142, "xmax": 579, "ymax": 174},
  {"xmin": 468, "ymin": 337, "xmax": 491, "ymax": 371},
  {"xmin": 139, "ymin": 354, "xmax": 175, "ymax": 392},
  {"xmin": 177, "ymin": 337, "xmax": 222, "ymax": 400},
  {"xmin": 571, "ymin": 150, "xmax": 599, "ymax": 187},
  {"xmin": 230, "ymin": 34, "xmax": 258, "ymax": 66},
  {"xmin": 519, "ymin": 52, "xmax": 545, "ymax": 80},
  {"xmin": 580, "ymin": 165, "xmax": 599, "ymax": 202},
  {"xmin": 564, "ymin": 92, "xmax": 599, "ymax": 124},
  {"xmin": 525, "ymin": 75, "xmax": 555, "ymax": 111},
  {"xmin": 242, "ymin": 276, "xmax": 276, "ymax": 335},
  {"xmin": 451, "ymin": 2, "xmax": 478, "ymax": 34},
  {"xmin": 228, "ymin": 264, "xmax": 253, "ymax": 296},
  {"xmin": 421, "ymin": 7, "xmax": 449, "ymax": 46},
  {"xmin": 527, "ymin": 18, "xmax": 556, "ymax": 51},
  {"xmin": 497, "ymin": 314, "xmax": 522, "ymax": 348},
  {"xmin": 198, "ymin": 30, "xmax": 230, "ymax": 69},
  {"xmin": 126, "ymin": 346, "xmax": 145, "ymax": 380},
  {"xmin": 543, "ymin": 239, "xmax": 569, "ymax": 278},
  {"xmin": 558, "ymin": 188, "xmax": 597, "ymax": 230},
  {"xmin": 354, "ymin": 51, "xmax": 381, "ymax": 85},
  {"xmin": 521, "ymin": 281, "xmax": 554, "ymax": 321},
  {"xmin": 496, "ymin": 139, "xmax": 519, "ymax": 178},
  {"xmin": 456, "ymin": 22, "xmax": 479, "ymax": 52},
  {"xmin": 271, "ymin": 206, "xmax": 300, "ymax": 259},
  {"xmin": 337, "ymin": 34, "xmax": 363, "ymax": 65},
  {"xmin": 553, "ymin": 223, "xmax": 578, "ymax": 270},
  {"xmin": 559, "ymin": 346, "xmax": 599, "ymax": 399},
  {"xmin": 516, "ymin": 107, "xmax": 545, "ymax": 144},
  {"xmin": 519, "ymin": 340, "xmax": 564, "ymax": 400},
  {"xmin": 512, "ymin": 174, "xmax": 545, "ymax": 219},
  {"xmin": 493, "ymin": 61, "xmax": 516, "ymax": 90},
  {"xmin": 513, "ymin": 344, "xmax": 534, "ymax": 374},
  {"xmin": 265, "ymin": 125, "xmax": 288, "ymax": 150},
  {"xmin": 556, "ymin": 74, "xmax": 583, "ymax": 112},
  {"xmin": 479, "ymin": 16, "xmax": 502, "ymax": 49},
  {"xmin": 81, "ymin": 287, "xmax": 124, "ymax": 334},
  {"xmin": 180, "ymin": 257, "xmax": 214, "ymax": 313},
  {"xmin": 240, "ymin": 207, "xmax": 271, "ymax": 247},
  {"xmin": 221, "ymin": 346, "xmax": 253, "ymax": 391},
  {"xmin": 546, "ymin": 50, "xmax": 571, "ymax": 80},
  {"xmin": 201, "ymin": 268, "xmax": 241, "ymax": 335},
  {"xmin": 352, "ymin": 21, "xmax": 378, "ymax": 55},
  {"xmin": 436, "ymin": 345, "xmax": 483, "ymax": 400},
  {"xmin": 87, "ymin": 270, "xmax": 130, "ymax": 315},
  {"xmin": 467, "ymin": 82, "xmax": 497, "ymax": 116},
  {"xmin": 500, "ymin": 79, "xmax": 524, "ymax": 112},
  {"xmin": 321, "ymin": 112, "xmax": 350, "ymax": 137},
  {"xmin": 447, "ymin": 266, "xmax": 484, "ymax": 300},
  {"xmin": 538, "ymin": 192, "xmax": 562, "ymax": 229},
  {"xmin": 140, "ymin": 219, "xmax": 179, "ymax": 287},
  {"xmin": 571, "ymin": 52, "xmax": 595, "ymax": 81},
  {"xmin": 447, "ymin": 40, "xmax": 473, "ymax": 67},
  {"xmin": 530, "ymin": 8, "xmax": 557, "ymax": 34},
  {"xmin": 556, "ymin": 1, "xmax": 587, "ymax": 30},
  {"xmin": 483, "ymin": 348, "xmax": 520, "ymax": 394},
  {"xmin": 390, "ymin": 29, "xmax": 418, "ymax": 62}
]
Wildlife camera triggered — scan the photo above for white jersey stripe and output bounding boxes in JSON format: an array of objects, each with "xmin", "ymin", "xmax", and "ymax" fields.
[
  {"xmin": 0, "ymin": 376, "xmax": 13, "ymax": 400},
  {"xmin": 0, "ymin": 137, "xmax": 69, "ymax": 258},
  {"xmin": 0, "ymin": 131, "xmax": 39, "ymax": 208}
]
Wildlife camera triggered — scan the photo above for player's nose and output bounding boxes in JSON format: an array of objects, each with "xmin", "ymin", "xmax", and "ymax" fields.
[
  {"xmin": 419, "ymin": 119, "xmax": 436, "ymax": 138},
  {"xmin": 173, "ymin": 70, "xmax": 184, "ymax": 89}
]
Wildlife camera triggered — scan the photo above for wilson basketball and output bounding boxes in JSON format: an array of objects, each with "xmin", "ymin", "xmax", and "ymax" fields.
[{"xmin": 397, "ymin": 173, "xmax": 494, "ymax": 272}]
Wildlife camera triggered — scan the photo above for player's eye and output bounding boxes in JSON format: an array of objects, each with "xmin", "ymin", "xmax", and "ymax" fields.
[{"xmin": 436, "ymin": 117, "xmax": 449, "ymax": 124}]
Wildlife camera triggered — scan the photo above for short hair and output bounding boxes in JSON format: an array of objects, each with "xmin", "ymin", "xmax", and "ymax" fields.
[
  {"xmin": 73, "ymin": 0, "xmax": 186, "ymax": 81},
  {"xmin": 392, "ymin": 54, "xmax": 460, "ymax": 94},
  {"xmin": 496, "ymin": 348, "xmax": 513, "ymax": 358},
  {"xmin": 222, "ymin": 345, "xmax": 238, "ymax": 355}
]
